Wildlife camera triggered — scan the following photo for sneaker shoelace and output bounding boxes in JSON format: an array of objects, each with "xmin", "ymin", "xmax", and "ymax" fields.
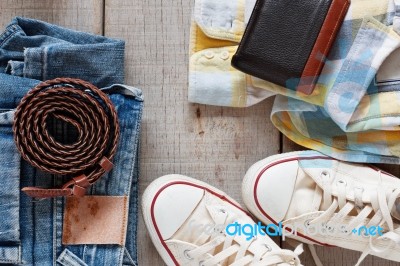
[
  {"xmin": 307, "ymin": 171, "xmax": 400, "ymax": 266},
  {"xmin": 185, "ymin": 208, "xmax": 303, "ymax": 266}
]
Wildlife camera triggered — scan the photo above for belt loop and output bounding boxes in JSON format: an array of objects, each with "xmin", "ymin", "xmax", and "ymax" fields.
[{"xmin": 71, "ymin": 175, "xmax": 91, "ymax": 197}]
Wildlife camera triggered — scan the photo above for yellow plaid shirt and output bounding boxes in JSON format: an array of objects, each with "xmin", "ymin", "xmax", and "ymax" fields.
[{"xmin": 189, "ymin": 0, "xmax": 400, "ymax": 164}]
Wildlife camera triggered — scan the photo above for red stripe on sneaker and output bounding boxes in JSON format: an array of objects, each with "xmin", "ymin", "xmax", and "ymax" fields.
[
  {"xmin": 150, "ymin": 181, "xmax": 251, "ymax": 265},
  {"xmin": 253, "ymin": 155, "xmax": 336, "ymax": 247}
]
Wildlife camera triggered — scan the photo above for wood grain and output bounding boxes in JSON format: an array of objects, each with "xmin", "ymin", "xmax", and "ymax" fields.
[
  {"xmin": 104, "ymin": 0, "xmax": 280, "ymax": 264},
  {"xmin": 0, "ymin": 0, "xmax": 103, "ymax": 34},
  {"xmin": 2, "ymin": 0, "xmax": 399, "ymax": 265}
]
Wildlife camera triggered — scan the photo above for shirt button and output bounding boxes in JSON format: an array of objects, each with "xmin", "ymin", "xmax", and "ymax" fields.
[
  {"xmin": 220, "ymin": 51, "xmax": 230, "ymax": 60},
  {"xmin": 204, "ymin": 51, "xmax": 214, "ymax": 59}
]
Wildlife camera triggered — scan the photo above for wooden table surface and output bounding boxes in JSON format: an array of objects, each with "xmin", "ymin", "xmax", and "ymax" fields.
[{"xmin": 1, "ymin": 1, "xmax": 399, "ymax": 265}]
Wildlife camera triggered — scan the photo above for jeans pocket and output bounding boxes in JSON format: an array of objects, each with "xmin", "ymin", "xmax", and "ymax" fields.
[
  {"xmin": 56, "ymin": 249, "xmax": 88, "ymax": 266},
  {"xmin": 0, "ymin": 110, "xmax": 21, "ymax": 264}
]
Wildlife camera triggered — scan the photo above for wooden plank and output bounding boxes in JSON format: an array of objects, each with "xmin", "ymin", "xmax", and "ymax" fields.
[
  {"xmin": 0, "ymin": 0, "xmax": 103, "ymax": 34},
  {"xmin": 8, "ymin": 0, "xmax": 398, "ymax": 265},
  {"xmin": 284, "ymin": 244, "xmax": 399, "ymax": 266},
  {"xmin": 282, "ymin": 136, "xmax": 400, "ymax": 265},
  {"xmin": 104, "ymin": 0, "xmax": 281, "ymax": 264}
]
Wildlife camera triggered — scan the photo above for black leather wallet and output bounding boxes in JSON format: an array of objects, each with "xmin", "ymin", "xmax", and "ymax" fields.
[{"xmin": 232, "ymin": 0, "xmax": 350, "ymax": 94}]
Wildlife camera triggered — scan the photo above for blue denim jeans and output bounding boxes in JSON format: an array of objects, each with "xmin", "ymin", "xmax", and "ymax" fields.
[{"xmin": 0, "ymin": 17, "xmax": 143, "ymax": 265}]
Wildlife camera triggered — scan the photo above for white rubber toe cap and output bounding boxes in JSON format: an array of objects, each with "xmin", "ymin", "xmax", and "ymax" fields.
[
  {"xmin": 142, "ymin": 175, "xmax": 205, "ymax": 241},
  {"xmin": 243, "ymin": 156, "xmax": 299, "ymax": 223},
  {"xmin": 152, "ymin": 182, "xmax": 204, "ymax": 239},
  {"xmin": 142, "ymin": 174, "xmax": 238, "ymax": 266}
]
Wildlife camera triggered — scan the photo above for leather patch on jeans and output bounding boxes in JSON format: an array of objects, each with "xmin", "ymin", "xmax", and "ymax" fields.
[{"xmin": 62, "ymin": 196, "xmax": 128, "ymax": 245}]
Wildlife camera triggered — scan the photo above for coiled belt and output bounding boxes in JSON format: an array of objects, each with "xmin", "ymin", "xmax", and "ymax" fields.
[{"xmin": 13, "ymin": 78, "xmax": 120, "ymax": 198}]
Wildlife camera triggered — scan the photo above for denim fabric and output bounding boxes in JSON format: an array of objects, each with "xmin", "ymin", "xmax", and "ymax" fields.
[{"xmin": 0, "ymin": 17, "xmax": 143, "ymax": 265}]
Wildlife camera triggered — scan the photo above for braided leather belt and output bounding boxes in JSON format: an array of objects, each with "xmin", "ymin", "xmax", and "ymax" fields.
[{"xmin": 13, "ymin": 78, "xmax": 120, "ymax": 198}]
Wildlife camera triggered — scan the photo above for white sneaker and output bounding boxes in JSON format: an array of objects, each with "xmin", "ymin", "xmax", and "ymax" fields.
[
  {"xmin": 142, "ymin": 174, "xmax": 303, "ymax": 266},
  {"xmin": 242, "ymin": 150, "xmax": 400, "ymax": 266}
]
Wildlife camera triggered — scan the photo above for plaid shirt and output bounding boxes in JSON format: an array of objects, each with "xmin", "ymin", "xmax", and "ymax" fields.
[{"xmin": 189, "ymin": 0, "xmax": 400, "ymax": 164}]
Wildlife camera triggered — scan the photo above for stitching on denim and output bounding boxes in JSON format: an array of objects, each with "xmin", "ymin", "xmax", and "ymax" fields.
[
  {"xmin": 0, "ymin": 25, "xmax": 20, "ymax": 47},
  {"xmin": 42, "ymin": 46, "xmax": 48, "ymax": 81},
  {"xmin": 0, "ymin": 245, "xmax": 21, "ymax": 264},
  {"xmin": 40, "ymin": 47, "xmax": 46, "ymax": 81},
  {"xmin": 53, "ymin": 196, "xmax": 61, "ymax": 265},
  {"xmin": 126, "ymin": 100, "xmax": 143, "ymax": 262},
  {"xmin": 0, "ymin": 259, "xmax": 20, "ymax": 263}
]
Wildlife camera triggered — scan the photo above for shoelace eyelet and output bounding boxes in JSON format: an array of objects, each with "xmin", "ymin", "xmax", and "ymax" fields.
[
  {"xmin": 320, "ymin": 171, "xmax": 330, "ymax": 179},
  {"xmin": 340, "ymin": 225, "xmax": 349, "ymax": 234},
  {"xmin": 184, "ymin": 249, "xmax": 193, "ymax": 260},
  {"xmin": 199, "ymin": 260, "xmax": 205, "ymax": 266},
  {"xmin": 304, "ymin": 219, "xmax": 311, "ymax": 227},
  {"xmin": 220, "ymin": 208, "xmax": 226, "ymax": 214},
  {"xmin": 289, "ymin": 258, "xmax": 296, "ymax": 265},
  {"xmin": 337, "ymin": 180, "xmax": 347, "ymax": 186},
  {"xmin": 214, "ymin": 227, "xmax": 224, "ymax": 235},
  {"xmin": 361, "ymin": 230, "xmax": 369, "ymax": 238},
  {"xmin": 324, "ymin": 223, "xmax": 333, "ymax": 231}
]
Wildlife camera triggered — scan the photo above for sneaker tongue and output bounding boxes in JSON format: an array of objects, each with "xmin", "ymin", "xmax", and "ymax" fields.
[{"xmin": 170, "ymin": 197, "xmax": 227, "ymax": 245}]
